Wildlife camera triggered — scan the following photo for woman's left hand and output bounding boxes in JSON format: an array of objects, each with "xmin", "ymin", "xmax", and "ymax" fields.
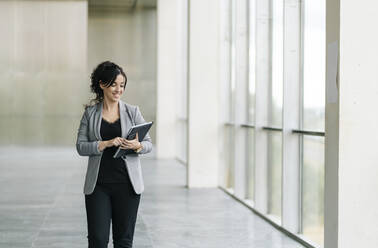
[{"xmin": 120, "ymin": 133, "xmax": 142, "ymax": 150}]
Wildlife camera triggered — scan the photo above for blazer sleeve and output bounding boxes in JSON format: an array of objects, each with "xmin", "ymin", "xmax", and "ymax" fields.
[
  {"xmin": 76, "ymin": 109, "xmax": 103, "ymax": 156},
  {"xmin": 134, "ymin": 106, "xmax": 153, "ymax": 154}
]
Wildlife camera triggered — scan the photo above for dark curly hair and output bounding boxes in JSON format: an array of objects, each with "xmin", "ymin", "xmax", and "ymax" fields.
[{"xmin": 85, "ymin": 61, "xmax": 127, "ymax": 108}]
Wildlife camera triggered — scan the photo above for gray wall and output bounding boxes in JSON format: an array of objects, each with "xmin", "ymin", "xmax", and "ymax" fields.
[
  {"xmin": 0, "ymin": 1, "xmax": 156, "ymax": 146},
  {"xmin": 88, "ymin": 8, "xmax": 157, "ymax": 144}
]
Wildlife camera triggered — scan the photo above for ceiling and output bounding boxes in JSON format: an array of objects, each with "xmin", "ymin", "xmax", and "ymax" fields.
[{"xmin": 88, "ymin": 0, "xmax": 156, "ymax": 9}]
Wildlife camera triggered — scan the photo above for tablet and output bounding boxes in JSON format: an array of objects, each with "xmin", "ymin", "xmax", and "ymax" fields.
[{"xmin": 113, "ymin": 121, "xmax": 153, "ymax": 158}]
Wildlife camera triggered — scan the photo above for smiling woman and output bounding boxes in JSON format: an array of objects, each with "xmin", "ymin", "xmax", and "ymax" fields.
[
  {"xmin": 100, "ymin": 74, "xmax": 125, "ymax": 103},
  {"xmin": 87, "ymin": 61, "xmax": 128, "ymax": 107},
  {"xmin": 77, "ymin": 60, "xmax": 152, "ymax": 248}
]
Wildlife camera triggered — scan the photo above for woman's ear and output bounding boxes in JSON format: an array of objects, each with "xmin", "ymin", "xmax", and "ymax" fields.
[{"xmin": 99, "ymin": 81, "xmax": 105, "ymax": 90}]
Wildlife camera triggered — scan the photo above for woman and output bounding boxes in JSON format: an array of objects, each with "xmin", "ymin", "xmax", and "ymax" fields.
[{"xmin": 76, "ymin": 61, "xmax": 152, "ymax": 248}]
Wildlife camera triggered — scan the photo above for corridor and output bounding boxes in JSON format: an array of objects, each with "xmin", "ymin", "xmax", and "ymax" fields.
[
  {"xmin": 3, "ymin": 0, "xmax": 374, "ymax": 247},
  {"xmin": 0, "ymin": 147, "xmax": 305, "ymax": 248}
]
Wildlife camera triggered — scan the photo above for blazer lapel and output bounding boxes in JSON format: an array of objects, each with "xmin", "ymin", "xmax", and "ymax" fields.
[
  {"xmin": 94, "ymin": 102, "xmax": 103, "ymax": 141},
  {"xmin": 119, "ymin": 100, "xmax": 127, "ymax": 138}
]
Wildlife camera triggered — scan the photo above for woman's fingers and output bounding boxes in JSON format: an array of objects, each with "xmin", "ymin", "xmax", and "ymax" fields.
[
  {"xmin": 118, "ymin": 139, "xmax": 126, "ymax": 148},
  {"xmin": 123, "ymin": 139, "xmax": 134, "ymax": 145},
  {"xmin": 120, "ymin": 144, "xmax": 129, "ymax": 149},
  {"xmin": 120, "ymin": 139, "xmax": 139, "ymax": 149},
  {"xmin": 115, "ymin": 138, "xmax": 122, "ymax": 146},
  {"xmin": 118, "ymin": 137, "xmax": 139, "ymax": 150},
  {"xmin": 112, "ymin": 137, "xmax": 124, "ymax": 147},
  {"xmin": 118, "ymin": 138, "xmax": 129, "ymax": 149}
]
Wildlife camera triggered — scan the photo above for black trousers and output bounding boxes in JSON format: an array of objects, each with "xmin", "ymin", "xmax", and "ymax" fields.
[{"xmin": 85, "ymin": 181, "xmax": 141, "ymax": 248}]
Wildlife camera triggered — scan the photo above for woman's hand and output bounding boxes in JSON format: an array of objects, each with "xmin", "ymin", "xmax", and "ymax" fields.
[
  {"xmin": 120, "ymin": 133, "xmax": 142, "ymax": 151},
  {"xmin": 98, "ymin": 137, "xmax": 124, "ymax": 152},
  {"xmin": 108, "ymin": 137, "xmax": 125, "ymax": 147},
  {"xmin": 98, "ymin": 135, "xmax": 142, "ymax": 152}
]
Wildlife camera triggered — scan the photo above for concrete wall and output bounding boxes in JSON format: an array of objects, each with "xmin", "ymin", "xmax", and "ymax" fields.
[
  {"xmin": 0, "ymin": 1, "xmax": 157, "ymax": 146},
  {"xmin": 0, "ymin": 1, "xmax": 87, "ymax": 146},
  {"xmin": 325, "ymin": 0, "xmax": 378, "ymax": 247},
  {"xmin": 337, "ymin": 0, "xmax": 378, "ymax": 247}
]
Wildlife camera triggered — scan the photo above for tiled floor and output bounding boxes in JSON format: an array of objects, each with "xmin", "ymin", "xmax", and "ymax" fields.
[{"xmin": 0, "ymin": 147, "xmax": 305, "ymax": 248}]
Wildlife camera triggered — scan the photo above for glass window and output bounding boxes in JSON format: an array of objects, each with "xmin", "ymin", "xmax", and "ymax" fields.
[
  {"xmin": 270, "ymin": 0, "xmax": 283, "ymax": 128},
  {"xmin": 230, "ymin": 0, "xmax": 236, "ymax": 123},
  {"xmin": 301, "ymin": 0, "xmax": 326, "ymax": 245},
  {"xmin": 220, "ymin": 0, "xmax": 235, "ymax": 190},
  {"xmin": 268, "ymin": 132, "xmax": 282, "ymax": 219},
  {"xmin": 302, "ymin": 136, "xmax": 325, "ymax": 247},
  {"xmin": 247, "ymin": 0, "xmax": 257, "ymax": 202},
  {"xmin": 223, "ymin": 0, "xmax": 237, "ymax": 191},
  {"xmin": 302, "ymin": 0, "xmax": 325, "ymax": 131},
  {"xmin": 248, "ymin": 0, "xmax": 256, "ymax": 123},
  {"xmin": 224, "ymin": 125, "xmax": 235, "ymax": 189},
  {"xmin": 247, "ymin": 129, "xmax": 255, "ymax": 200},
  {"xmin": 267, "ymin": 0, "xmax": 283, "ymax": 221}
]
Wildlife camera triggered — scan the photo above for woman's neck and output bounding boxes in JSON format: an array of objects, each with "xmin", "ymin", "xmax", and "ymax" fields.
[{"xmin": 102, "ymin": 98, "xmax": 119, "ymax": 112}]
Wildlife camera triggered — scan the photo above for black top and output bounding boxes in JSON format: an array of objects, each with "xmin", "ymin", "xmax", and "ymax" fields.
[{"xmin": 97, "ymin": 117, "xmax": 129, "ymax": 183}]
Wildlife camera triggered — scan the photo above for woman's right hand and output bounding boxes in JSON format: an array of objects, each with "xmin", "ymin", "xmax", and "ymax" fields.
[
  {"xmin": 98, "ymin": 137, "xmax": 125, "ymax": 152},
  {"xmin": 107, "ymin": 137, "xmax": 125, "ymax": 147}
]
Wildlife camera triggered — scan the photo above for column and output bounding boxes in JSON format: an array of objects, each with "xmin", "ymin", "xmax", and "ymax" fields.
[
  {"xmin": 156, "ymin": 0, "xmax": 179, "ymax": 159},
  {"xmin": 325, "ymin": 0, "xmax": 378, "ymax": 247},
  {"xmin": 187, "ymin": 0, "xmax": 220, "ymax": 187}
]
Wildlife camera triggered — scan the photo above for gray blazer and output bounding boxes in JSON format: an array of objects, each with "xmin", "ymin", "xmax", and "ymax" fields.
[{"xmin": 76, "ymin": 100, "xmax": 152, "ymax": 195}]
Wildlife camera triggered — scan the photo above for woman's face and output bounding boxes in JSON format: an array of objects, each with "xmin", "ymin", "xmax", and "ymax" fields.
[{"xmin": 100, "ymin": 74, "xmax": 125, "ymax": 102}]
